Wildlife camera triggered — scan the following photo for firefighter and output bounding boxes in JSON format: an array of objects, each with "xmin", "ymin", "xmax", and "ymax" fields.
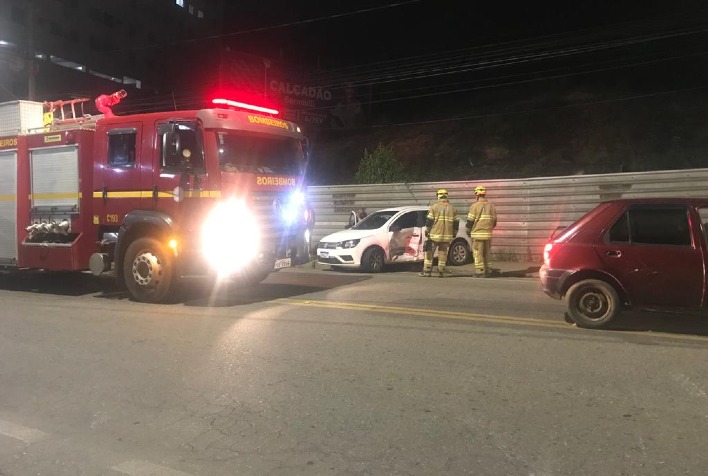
[
  {"xmin": 420, "ymin": 189, "xmax": 459, "ymax": 277},
  {"xmin": 466, "ymin": 185, "xmax": 498, "ymax": 277}
]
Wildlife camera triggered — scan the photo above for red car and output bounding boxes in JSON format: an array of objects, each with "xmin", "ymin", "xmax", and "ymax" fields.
[{"xmin": 540, "ymin": 198, "xmax": 708, "ymax": 328}]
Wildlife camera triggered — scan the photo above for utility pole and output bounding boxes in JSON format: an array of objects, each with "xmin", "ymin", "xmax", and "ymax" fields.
[
  {"xmin": 27, "ymin": 0, "xmax": 36, "ymax": 100},
  {"xmin": 263, "ymin": 58, "xmax": 271, "ymax": 99}
]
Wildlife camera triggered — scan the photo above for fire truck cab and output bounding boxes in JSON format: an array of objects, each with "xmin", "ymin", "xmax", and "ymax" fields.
[{"xmin": 0, "ymin": 95, "xmax": 314, "ymax": 302}]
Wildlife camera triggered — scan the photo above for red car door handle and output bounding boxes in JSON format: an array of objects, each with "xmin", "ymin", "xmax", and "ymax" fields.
[{"xmin": 606, "ymin": 250, "xmax": 622, "ymax": 257}]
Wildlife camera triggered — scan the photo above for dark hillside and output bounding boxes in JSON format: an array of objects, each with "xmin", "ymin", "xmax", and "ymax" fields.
[
  {"xmin": 307, "ymin": 85, "xmax": 708, "ymax": 185},
  {"xmin": 305, "ymin": 23, "xmax": 708, "ymax": 186}
]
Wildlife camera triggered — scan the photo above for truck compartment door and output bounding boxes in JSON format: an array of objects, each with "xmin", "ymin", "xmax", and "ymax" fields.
[{"xmin": 0, "ymin": 149, "xmax": 17, "ymax": 265}]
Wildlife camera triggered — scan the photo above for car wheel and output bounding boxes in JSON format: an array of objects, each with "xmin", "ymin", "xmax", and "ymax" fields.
[
  {"xmin": 566, "ymin": 279, "xmax": 620, "ymax": 329},
  {"xmin": 448, "ymin": 239, "xmax": 470, "ymax": 266},
  {"xmin": 360, "ymin": 247, "xmax": 385, "ymax": 273}
]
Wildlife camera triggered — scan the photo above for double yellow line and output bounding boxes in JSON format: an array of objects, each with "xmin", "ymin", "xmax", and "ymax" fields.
[
  {"xmin": 282, "ymin": 298, "xmax": 708, "ymax": 343},
  {"xmin": 283, "ymin": 298, "xmax": 564, "ymax": 329}
]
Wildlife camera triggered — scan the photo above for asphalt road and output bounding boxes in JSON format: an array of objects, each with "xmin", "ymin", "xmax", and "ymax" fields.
[{"xmin": 0, "ymin": 268, "xmax": 707, "ymax": 475}]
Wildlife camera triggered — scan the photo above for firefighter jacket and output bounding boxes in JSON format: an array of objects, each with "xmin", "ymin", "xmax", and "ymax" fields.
[
  {"xmin": 466, "ymin": 198, "xmax": 497, "ymax": 240},
  {"xmin": 425, "ymin": 199, "xmax": 459, "ymax": 243}
]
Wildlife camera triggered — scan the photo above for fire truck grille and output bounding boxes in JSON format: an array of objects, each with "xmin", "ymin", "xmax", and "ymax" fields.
[{"xmin": 249, "ymin": 192, "xmax": 294, "ymax": 252}]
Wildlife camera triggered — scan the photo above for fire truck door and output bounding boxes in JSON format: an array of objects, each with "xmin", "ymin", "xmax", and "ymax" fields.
[
  {"xmin": 95, "ymin": 124, "xmax": 144, "ymax": 225},
  {"xmin": 0, "ymin": 149, "xmax": 18, "ymax": 265},
  {"xmin": 151, "ymin": 122, "xmax": 205, "ymax": 208}
]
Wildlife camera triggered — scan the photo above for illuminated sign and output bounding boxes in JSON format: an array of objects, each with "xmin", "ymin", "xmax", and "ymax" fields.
[
  {"xmin": 247, "ymin": 115, "xmax": 289, "ymax": 130},
  {"xmin": 256, "ymin": 176, "xmax": 296, "ymax": 186},
  {"xmin": 270, "ymin": 81, "xmax": 332, "ymax": 102}
]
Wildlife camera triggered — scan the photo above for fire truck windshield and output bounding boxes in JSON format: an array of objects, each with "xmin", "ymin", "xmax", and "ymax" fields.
[{"xmin": 217, "ymin": 131, "xmax": 305, "ymax": 175}]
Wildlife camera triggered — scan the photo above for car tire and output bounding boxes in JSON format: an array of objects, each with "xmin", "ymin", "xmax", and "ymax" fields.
[
  {"xmin": 566, "ymin": 279, "xmax": 620, "ymax": 329},
  {"xmin": 448, "ymin": 239, "xmax": 471, "ymax": 266},
  {"xmin": 360, "ymin": 247, "xmax": 385, "ymax": 273}
]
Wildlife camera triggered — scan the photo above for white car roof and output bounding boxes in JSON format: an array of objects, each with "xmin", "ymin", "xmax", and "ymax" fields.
[{"xmin": 372, "ymin": 205, "xmax": 428, "ymax": 213}]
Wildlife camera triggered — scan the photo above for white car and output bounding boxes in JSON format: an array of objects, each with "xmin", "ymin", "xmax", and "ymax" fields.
[{"xmin": 316, "ymin": 206, "xmax": 472, "ymax": 272}]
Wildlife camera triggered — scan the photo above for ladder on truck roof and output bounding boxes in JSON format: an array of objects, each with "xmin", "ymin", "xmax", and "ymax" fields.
[{"xmin": 42, "ymin": 97, "xmax": 102, "ymax": 131}]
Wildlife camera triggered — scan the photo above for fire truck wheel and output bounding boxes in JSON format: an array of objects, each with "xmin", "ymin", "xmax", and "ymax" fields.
[{"xmin": 123, "ymin": 237, "xmax": 175, "ymax": 303}]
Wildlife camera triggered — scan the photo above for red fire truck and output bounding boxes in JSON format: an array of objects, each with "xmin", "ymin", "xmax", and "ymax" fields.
[{"xmin": 0, "ymin": 92, "xmax": 315, "ymax": 302}]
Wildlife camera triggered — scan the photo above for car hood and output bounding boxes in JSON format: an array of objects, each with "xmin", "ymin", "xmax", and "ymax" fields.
[{"xmin": 319, "ymin": 228, "xmax": 381, "ymax": 243}]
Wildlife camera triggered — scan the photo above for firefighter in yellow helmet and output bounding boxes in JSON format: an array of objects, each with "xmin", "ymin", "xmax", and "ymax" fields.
[
  {"xmin": 420, "ymin": 189, "xmax": 459, "ymax": 277},
  {"xmin": 465, "ymin": 185, "xmax": 497, "ymax": 277}
]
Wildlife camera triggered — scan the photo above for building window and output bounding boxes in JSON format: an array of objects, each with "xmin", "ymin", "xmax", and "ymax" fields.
[
  {"xmin": 176, "ymin": 0, "xmax": 184, "ymax": 6},
  {"xmin": 189, "ymin": 4, "xmax": 194, "ymax": 14},
  {"xmin": 197, "ymin": 10, "xmax": 204, "ymax": 18}
]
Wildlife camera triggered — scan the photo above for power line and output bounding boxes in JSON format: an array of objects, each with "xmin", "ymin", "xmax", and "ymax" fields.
[
  {"xmin": 366, "ymin": 85, "xmax": 708, "ymax": 128},
  {"xmin": 113, "ymin": 1, "xmax": 421, "ymax": 53}
]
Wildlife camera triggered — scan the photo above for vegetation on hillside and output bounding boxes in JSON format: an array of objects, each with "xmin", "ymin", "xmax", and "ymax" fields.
[
  {"xmin": 307, "ymin": 85, "xmax": 708, "ymax": 186},
  {"xmin": 354, "ymin": 143, "xmax": 409, "ymax": 184}
]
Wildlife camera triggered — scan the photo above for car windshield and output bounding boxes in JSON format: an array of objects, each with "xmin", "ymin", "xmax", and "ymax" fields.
[
  {"xmin": 217, "ymin": 130, "xmax": 305, "ymax": 174},
  {"xmin": 351, "ymin": 210, "xmax": 397, "ymax": 230}
]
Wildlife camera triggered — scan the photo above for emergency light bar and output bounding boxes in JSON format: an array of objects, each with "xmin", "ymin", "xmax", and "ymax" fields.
[{"xmin": 212, "ymin": 98, "xmax": 279, "ymax": 115}]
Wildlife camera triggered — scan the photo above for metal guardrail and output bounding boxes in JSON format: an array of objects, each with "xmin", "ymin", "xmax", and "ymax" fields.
[{"xmin": 307, "ymin": 168, "xmax": 708, "ymax": 262}]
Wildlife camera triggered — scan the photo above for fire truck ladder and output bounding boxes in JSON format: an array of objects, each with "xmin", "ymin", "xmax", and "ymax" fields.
[{"xmin": 43, "ymin": 97, "xmax": 97, "ymax": 130}]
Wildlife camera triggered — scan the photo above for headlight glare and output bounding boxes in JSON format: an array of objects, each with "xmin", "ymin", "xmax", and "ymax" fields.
[
  {"xmin": 281, "ymin": 190, "xmax": 306, "ymax": 225},
  {"xmin": 202, "ymin": 198, "xmax": 260, "ymax": 276}
]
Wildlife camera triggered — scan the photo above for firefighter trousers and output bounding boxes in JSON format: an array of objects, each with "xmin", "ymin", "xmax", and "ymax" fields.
[
  {"xmin": 473, "ymin": 239, "xmax": 492, "ymax": 275},
  {"xmin": 423, "ymin": 241, "xmax": 450, "ymax": 272}
]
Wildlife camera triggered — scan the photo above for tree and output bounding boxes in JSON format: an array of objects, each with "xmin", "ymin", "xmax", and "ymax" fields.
[{"xmin": 355, "ymin": 143, "xmax": 409, "ymax": 184}]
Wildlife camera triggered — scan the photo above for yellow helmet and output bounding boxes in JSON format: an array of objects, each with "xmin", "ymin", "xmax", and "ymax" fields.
[
  {"xmin": 474, "ymin": 185, "xmax": 486, "ymax": 196},
  {"xmin": 437, "ymin": 188, "xmax": 448, "ymax": 199}
]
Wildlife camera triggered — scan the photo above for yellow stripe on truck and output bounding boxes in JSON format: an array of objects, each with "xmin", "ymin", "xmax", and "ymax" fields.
[{"xmin": 92, "ymin": 190, "xmax": 221, "ymax": 199}]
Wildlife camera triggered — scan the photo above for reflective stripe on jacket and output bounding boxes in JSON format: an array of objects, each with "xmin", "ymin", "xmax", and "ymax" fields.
[
  {"xmin": 466, "ymin": 198, "xmax": 497, "ymax": 240},
  {"xmin": 426, "ymin": 200, "xmax": 459, "ymax": 242}
]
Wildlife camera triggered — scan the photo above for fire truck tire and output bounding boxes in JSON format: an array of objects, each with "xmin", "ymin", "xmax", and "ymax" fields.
[{"xmin": 123, "ymin": 237, "xmax": 175, "ymax": 303}]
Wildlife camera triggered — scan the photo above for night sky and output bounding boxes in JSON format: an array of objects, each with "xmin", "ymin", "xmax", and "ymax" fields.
[{"xmin": 217, "ymin": 0, "xmax": 708, "ymax": 121}]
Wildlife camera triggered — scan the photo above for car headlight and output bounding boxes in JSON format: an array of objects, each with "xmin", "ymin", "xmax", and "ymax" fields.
[{"xmin": 338, "ymin": 239, "xmax": 360, "ymax": 249}]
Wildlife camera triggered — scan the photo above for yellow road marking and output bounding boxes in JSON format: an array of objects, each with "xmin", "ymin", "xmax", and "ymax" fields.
[
  {"xmin": 282, "ymin": 298, "xmax": 708, "ymax": 343},
  {"xmin": 283, "ymin": 298, "xmax": 565, "ymax": 329}
]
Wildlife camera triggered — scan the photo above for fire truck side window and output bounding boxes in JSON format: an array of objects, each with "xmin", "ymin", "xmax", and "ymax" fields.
[
  {"xmin": 107, "ymin": 129, "xmax": 137, "ymax": 167},
  {"xmin": 160, "ymin": 122, "xmax": 203, "ymax": 171}
]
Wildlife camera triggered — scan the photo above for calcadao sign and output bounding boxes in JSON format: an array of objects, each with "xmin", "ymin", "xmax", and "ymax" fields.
[{"xmin": 269, "ymin": 81, "xmax": 334, "ymax": 109}]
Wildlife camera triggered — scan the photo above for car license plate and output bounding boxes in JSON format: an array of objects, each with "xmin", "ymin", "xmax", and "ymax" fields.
[
  {"xmin": 274, "ymin": 258, "xmax": 291, "ymax": 270},
  {"xmin": 319, "ymin": 251, "xmax": 329, "ymax": 258}
]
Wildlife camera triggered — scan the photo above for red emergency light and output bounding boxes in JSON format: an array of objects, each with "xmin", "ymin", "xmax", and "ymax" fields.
[{"xmin": 212, "ymin": 98, "xmax": 279, "ymax": 115}]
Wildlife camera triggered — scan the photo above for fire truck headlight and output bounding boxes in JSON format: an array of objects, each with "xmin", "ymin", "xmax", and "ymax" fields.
[
  {"xmin": 281, "ymin": 190, "xmax": 306, "ymax": 225},
  {"xmin": 201, "ymin": 199, "xmax": 260, "ymax": 276}
]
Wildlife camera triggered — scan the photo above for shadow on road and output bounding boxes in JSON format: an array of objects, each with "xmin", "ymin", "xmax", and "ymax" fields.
[
  {"xmin": 0, "ymin": 270, "xmax": 371, "ymax": 306},
  {"xmin": 182, "ymin": 271, "xmax": 371, "ymax": 307},
  {"xmin": 566, "ymin": 310, "xmax": 708, "ymax": 338},
  {"xmin": 0, "ymin": 271, "xmax": 120, "ymax": 297}
]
